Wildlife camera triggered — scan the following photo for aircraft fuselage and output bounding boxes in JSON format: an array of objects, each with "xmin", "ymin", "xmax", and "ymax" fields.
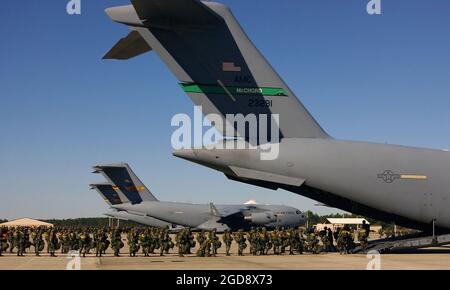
[
  {"xmin": 114, "ymin": 201, "xmax": 305, "ymax": 231},
  {"xmin": 174, "ymin": 138, "xmax": 450, "ymax": 231}
]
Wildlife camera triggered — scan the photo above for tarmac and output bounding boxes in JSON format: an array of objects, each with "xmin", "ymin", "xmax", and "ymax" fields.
[{"xmin": 2, "ymin": 247, "xmax": 450, "ymax": 270}]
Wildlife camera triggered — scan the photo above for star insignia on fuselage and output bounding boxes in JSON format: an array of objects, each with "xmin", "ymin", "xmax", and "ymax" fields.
[{"xmin": 377, "ymin": 170, "xmax": 401, "ymax": 183}]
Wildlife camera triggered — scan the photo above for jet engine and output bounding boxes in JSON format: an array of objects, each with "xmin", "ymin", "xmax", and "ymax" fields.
[{"xmin": 245, "ymin": 212, "xmax": 277, "ymax": 225}]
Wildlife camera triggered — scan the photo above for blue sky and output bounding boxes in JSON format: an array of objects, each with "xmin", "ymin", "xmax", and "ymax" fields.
[{"xmin": 1, "ymin": 0, "xmax": 449, "ymax": 219}]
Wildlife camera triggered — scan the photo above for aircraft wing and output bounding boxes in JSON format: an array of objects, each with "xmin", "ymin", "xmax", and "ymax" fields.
[
  {"xmin": 209, "ymin": 203, "xmax": 242, "ymax": 218},
  {"xmin": 229, "ymin": 166, "xmax": 305, "ymax": 187}
]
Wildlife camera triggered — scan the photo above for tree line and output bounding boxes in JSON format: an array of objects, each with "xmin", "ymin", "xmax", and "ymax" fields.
[{"xmin": 0, "ymin": 212, "xmax": 393, "ymax": 229}]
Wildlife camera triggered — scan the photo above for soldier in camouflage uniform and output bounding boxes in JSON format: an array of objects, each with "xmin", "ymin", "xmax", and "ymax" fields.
[
  {"xmin": 0, "ymin": 228, "xmax": 9, "ymax": 256},
  {"xmin": 248, "ymin": 228, "xmax": 256, "ymax": 256},
  {"xmin": 236, "ymin": 230, "xmax": 247, "ymax": 256},
  {"xmin": 201, "ymin": 238, "xmax": 211, "ymax": 257},
  {"xmin": 259, "ymin": 228, "xmax": 269, "ymax": 255},
  {"xmin": 128, "ymin": 230, "xmax": 140, "ymax": 257},
  {"xmin": 94, "ymin": 230, "xmax": 108, "ymax": 257},
  {"xmin": 15, "ymin": 227, "xmax": 26, "ymax": 256},
  {"xmin": 181, "ymin": 228, "xmax": 194, "ymax": 256},
  {"xmin": 196, "ymin": 231, "xmax": 207, "ymax": 257},
  {"xmin": 295, "ymin": 228, "xmax": 305, "ymax": 255},
  {"xmin": 69, "ymin": 230, "xmax": 79, "ymax": 252},
  {"xmin": 111, "ymin": 229, "xmax": 123, "ymax": 257},
  {"xmin": 60, "ymin": 230, "xmax": 71, "ymax": 254},
  {"xmin": 166, "ymin": 229, "xmax": 175, "ymax": 254},
  {"xmin": 176, "ymin": 229, "xmax": 187, "ymax": 257},
  {"xmin": 270, "ymin": 229, "xmax": 281, "ymax": 255},
  {"xmin": 7, "ymin": 229, "xmax": 14, "ymax": 253},
  {"xmin": 344, "ymin": 226, "xmax": 356, "ymax": 254},
  {"xmin": 319, "ymin": 227, "xmax": 331, "ymax": 253},
  {"xmin": 45, "ymin": 229, "xmax": 52, "ymax": 254},
  {"xmin": 306, "ymin": 229, "xmax": 321, "ymax": 254},
  {"xmin": 149, "ymin": 228, "xmax": 158, "ymax": 254},
  {"xmin": 188, "ymin": 229, "xmax": 196, "ymax": 255},
  {"xmin": 265, "ymin": 234, "xmax": 273, "ymax": 255},
  {"xmin": 139, "ymin": 230, "xmax": 151, "ymax": 257},
  {"xmin": 287, "ymin": 228, "xmax": 296, "ymax": 255},
  {"xmin": 357, "ymin": 221, "xmax": 370, "ymax": 251},
  {"xmin": 48, "ymin": 230, "xmax": 59, "ymax": 257},
  {"xmin": 279, "ymin": 228, "xmax": 289, "ymax": 254},
  {"xmin": 24, "ymin": 228, "xmax": 31, "ymax": 254},
  {"xmin": 159, "ymin": 229, "xmax": 172, "ymax": 256},
  {"xmin": 209, "ymin": 230, "xmax": 221, "ymax": 257},
  {"xmin": 337, "ymin": 226, "xmax": 354, "ymax": 254},
  {"xmin": 31, "ymin": 228, "xmax": 44, "ymax": 256},
  {"xmin": 222, "ymin": 230, "xmax": 233, "ymax": 256},
  {"xmin": 334, "ymin": 227, "xmax": 343, "ymax": 254},
  {"xmin": 336, "ymin": 228, "xmax": 345, "ymax": 254},
  {"xmin": 78, "ymin": 230, "xmax": 92, "ymax": 258},
  {"xmin": 102, "ymin": 229, "xmax": 110, "ymax": 255},
  {"xmin": 327, "ymin": 227, "xmax": 335, "ymax": 252}
]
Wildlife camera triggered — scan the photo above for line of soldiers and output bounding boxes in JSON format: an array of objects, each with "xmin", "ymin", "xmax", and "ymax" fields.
[
  {"xmin": 0, "ymin": 224, "xmax": 369, "ymax": 257},
  {"xmin": 127, "ymin": 228, "xmax": 175, "ymax": 257}
]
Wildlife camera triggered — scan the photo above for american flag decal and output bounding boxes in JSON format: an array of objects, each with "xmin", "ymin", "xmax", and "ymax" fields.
[{"xmin": 222, "ymin": 62, "xmax": 241, "ymax": 72}]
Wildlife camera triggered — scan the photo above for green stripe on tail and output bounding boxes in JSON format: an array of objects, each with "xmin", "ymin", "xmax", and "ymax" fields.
[{"xmin": 180, "ymin": 83, "xmax": 288, "ymax": 97}]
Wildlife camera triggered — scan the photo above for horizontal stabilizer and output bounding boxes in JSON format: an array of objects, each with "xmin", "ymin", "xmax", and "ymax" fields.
[
  {"xmin": 229, "ymin": 166, "xmax": 305, "ymax": 187},
  {"xmin": 103, "ymin": 30, "xmax": 152, "ymax": 60},
  {"xmin": 90, "ymin": 183, "xmax": 124, "ymax": 206}
]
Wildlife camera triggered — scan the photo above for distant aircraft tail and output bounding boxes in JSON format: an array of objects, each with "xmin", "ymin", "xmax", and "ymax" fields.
[
  {"xmin": 92, "ymin": 163, "xmax": 158, "ymax": 204},
  {"xmin": 105, "ymin": 1, "xmax": 330, "ymax": 143},
  {"xmin": 90, "ymin": 183, "xmax": 126, "ymax": 206}
]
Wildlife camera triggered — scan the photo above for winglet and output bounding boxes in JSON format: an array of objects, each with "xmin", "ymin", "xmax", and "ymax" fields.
[{"xmin": 209, "ymin": 202, "xmax": 221, "ymax": 217}]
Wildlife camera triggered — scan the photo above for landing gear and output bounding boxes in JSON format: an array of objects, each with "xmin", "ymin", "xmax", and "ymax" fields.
[{"xmin": 432, "ymin": 219, "xmax": 438, "ymax": 245}]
